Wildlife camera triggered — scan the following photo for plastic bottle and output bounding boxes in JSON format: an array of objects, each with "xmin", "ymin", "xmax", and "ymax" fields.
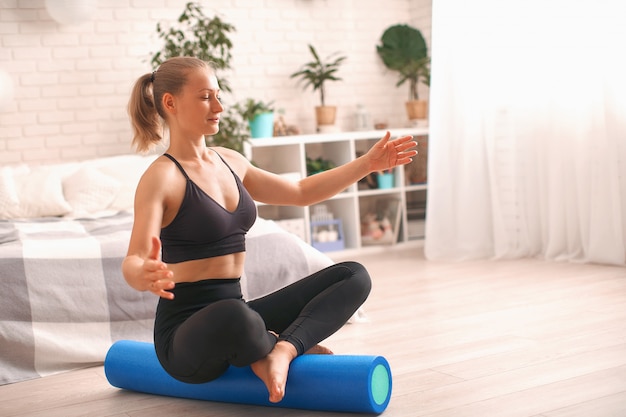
[{"xmin": 354, "ymin": 104, "xmax": 370, "ymax": 131}]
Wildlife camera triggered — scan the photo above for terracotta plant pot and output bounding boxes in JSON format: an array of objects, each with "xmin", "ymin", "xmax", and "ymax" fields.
[
  {"xmin": 315, "ymin": 106, "xmax": 337, "ymax": 126},
  {"xmin": 405, "ymin": 100, "xmax": 428, "ymax": 120}
]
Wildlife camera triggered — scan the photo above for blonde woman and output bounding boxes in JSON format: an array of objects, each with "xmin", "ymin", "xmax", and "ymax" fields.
[{"xmin": 123, "ymin": 56, "xmax": 417, "ymax": 403}]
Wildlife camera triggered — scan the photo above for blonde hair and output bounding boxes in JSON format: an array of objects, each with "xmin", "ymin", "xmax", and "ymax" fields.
[{"xmin": 127, "ymin": 56, "xmax": 214, "ymax": 152}]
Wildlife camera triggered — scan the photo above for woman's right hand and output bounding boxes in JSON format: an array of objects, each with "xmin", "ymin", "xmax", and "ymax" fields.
[{"xmin": 141, "ymin": 236, "xmax": 175, "ymax": 299}]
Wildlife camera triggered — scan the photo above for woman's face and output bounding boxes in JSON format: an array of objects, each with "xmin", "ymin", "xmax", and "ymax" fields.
[{"xmin": 174, "ymin": 68, "xmax": 224, "ymax": 138}]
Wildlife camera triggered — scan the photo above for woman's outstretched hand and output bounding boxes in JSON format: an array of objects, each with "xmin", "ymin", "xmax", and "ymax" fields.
[
  {"xmin": 365, "ymin": 131, "xmax": 418, "ymax": 172},
  {"xmin": 143, "ymin": 236, "xmax": 175, "ymax": 299}
]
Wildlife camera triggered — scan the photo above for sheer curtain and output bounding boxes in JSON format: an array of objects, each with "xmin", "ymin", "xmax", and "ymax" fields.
[{"xmin": 424, "ymin": 0, "xmax": 626, "ymax": 265}]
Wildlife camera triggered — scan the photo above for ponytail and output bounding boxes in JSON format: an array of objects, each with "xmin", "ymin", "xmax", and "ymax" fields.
[{"xmin": 128, "ymin": 73, "xmax": 162, "ymax": 153}]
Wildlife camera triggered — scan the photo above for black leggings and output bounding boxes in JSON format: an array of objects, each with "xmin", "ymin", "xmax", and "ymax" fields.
[{"xmin": 153, "ymin": 261, "xmax": 371, "ymax": 384}]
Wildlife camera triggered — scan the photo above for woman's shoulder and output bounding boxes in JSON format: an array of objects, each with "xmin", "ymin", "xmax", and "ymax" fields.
[
  {"xmin": 138, "ymin": 154, "xmax": 182, "ymax": 187},
  {"xmin": 145, "ymin": 153, "xmax": 176, "ymax": 172}
]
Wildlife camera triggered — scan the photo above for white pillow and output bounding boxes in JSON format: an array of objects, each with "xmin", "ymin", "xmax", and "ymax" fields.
[
  {"xmin": 63, "ymin": 167, "xmax": 121, "ymax": 217},
  {"xmin": 0, "ymin": 167, "xmax": 20, "ymax": 217},
  {"xmin": 7, "ymin": 167, "xmax": 72, "ymax": 219},
  {"xmin": 96, "ymin": 155, "xmax": 157, "ymax": 211}
]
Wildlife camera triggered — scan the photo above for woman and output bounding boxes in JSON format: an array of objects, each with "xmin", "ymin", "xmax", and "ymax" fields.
[{"xmin": 123, "ymin": 56, "xmax": 417, "ymax": 403}]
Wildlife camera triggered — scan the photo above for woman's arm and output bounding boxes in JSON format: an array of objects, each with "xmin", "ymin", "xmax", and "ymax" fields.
[
  {"xmin": 122, "ymin": 161, "xmax": 175, "ymax": 299},
  {"xmin": 240, "ymin": 131, "xmax": 417, "ymax": 207}
]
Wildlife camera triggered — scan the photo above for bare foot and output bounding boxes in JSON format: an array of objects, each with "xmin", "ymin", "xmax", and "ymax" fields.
[
  {"xmin": 250, "ymin": 341, "xmax": 297, "ymax": 403},
  {"xmin": 305, "ymin": 344, "xmax": 334, "ymax": 355}
]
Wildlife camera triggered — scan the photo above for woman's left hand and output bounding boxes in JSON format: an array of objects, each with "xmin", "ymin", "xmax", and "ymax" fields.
[{"xmin": 365, "ymin": 131, "xmax": 418, "ymax": 172}]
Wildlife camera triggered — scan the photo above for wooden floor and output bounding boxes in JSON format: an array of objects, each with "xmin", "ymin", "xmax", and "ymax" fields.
[{"xmin": 2, "ymin": 245, "xmax": 625, "ymax": 417}]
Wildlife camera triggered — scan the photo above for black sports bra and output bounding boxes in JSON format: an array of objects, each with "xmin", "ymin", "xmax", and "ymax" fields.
[{"xmin": 159, "ymin": 151, "xmax": 257, "ymax": 264}]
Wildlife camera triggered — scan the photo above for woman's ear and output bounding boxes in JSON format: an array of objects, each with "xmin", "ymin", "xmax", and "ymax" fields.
[{"xmin": 162, "ymin": 92, "xmax": 176, "ymax": 114}]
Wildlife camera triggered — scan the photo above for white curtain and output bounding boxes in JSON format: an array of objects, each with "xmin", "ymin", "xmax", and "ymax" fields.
[{"xmin": 425, "ymin": 0, "xmax": 626, "ymax": 265}]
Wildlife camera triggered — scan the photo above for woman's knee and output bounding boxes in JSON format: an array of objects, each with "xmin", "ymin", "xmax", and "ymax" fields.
[
  {"xmin": 225, "ymin": 304, "xmax": 276, "ymax": 366},
  {"xmin": 219, "ymin": 300, "xmax": 267, "ymax": 340},
  {"xmin": 338, "ymin": 261, "xmax": 372, "ymax": 300},
  {"xmin": 189, "ymin": 299, "xmax": 274, "ymax": 367}
]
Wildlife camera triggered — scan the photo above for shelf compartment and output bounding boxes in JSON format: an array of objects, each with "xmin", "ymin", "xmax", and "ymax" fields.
[
  {"xmin": 310, "ymin": 219, "xmax": 345, "ymax": 252},
  {"xmin": 407, "ymin": 219, "xmax": 426, "ymax": 240},
  {"xmin": 310, "ymin": 198, "xmax": 357, "ymax": 250},
  {"xmin": 247, "ymin": 143, "xmax": 303, "ymax": 176},
  {"xmin": 406, "ymin": 189, "xmax": 427, "ymax": 240},
  {"xmin": 359, "ymin": 194, "xmax": 403, "ymax": 246}
]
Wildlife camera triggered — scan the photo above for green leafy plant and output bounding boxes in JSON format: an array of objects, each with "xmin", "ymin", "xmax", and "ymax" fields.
[
  {"xmin": 290, "ymin": 44, "xmax": 346, "ymax": 107},
  {"xmin": 306, "ymin": 156, "xmax": 336, "ymax": 176},
  {"xmin": 233, "ymin": 98, "xmax": 275, "ymax": 122},
  {"xmin": 376, "ymin": 24, "xmax": 430, "ymax": 101},
  {"xmin": 149, "ymin": 2, "xmax": 248, "ymax": 153},
  {"xmin": 209, "ymin": 108, "xmax": 249, "ymax": 154},
  {"xmin": 151, "ymin": 2, "xmax": 235, "ymax": 93}
]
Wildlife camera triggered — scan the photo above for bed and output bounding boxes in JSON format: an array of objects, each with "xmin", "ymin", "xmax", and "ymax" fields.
[{"xmin": 0, "ymin": 155, "xmax": 336, "ymax": 385}]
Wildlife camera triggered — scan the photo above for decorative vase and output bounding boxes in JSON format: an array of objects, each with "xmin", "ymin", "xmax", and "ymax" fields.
[
  {"xmin": 315, "ymin": 106, "xmax": 337, "ymax": 126},
  {"xmin": 405, "ymin": 100, "xmax": 428, "ymax": 121},
  {"xmin": 249, "ymin": 112, "xmax": 274, "ymax": 138}
]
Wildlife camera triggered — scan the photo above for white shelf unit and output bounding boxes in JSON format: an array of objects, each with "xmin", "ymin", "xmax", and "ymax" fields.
[{"xmin": 245, "ymin": 127, "xmax": 429, "ymax": 252}]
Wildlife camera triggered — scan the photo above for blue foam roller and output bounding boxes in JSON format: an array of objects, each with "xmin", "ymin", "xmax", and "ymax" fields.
[{"xmin": 104, "ymin": 340, "xmax": 392, "ymax": 414}]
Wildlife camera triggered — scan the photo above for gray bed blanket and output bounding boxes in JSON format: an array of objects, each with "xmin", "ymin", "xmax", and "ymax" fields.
[{"xmin": 0, "ymin": 212, "xmax": 333, "ymax": 385}]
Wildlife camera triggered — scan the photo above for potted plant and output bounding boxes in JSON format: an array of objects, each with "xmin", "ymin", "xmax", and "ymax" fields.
[
  {"xmin": 151, "ymin": 2, "xmax": 235, "ymax": 92},
  {"xmin": 290, "ymin": 44, "xmax": 346, "ymax": 128},
  {"xmin": 149, "ymin": 2, "xmax": 249, "ymax": 153},
  {"xmin": 306, "ymin": 156, "xmax": 335, "ymax": 176},
  {"xmin": 376, "ymin": 168, "xmax": 396, "ymax": 189},
  {"xmin": 233, "ymin": 98, "xmax": 275, "ymax": 138},
  {"xmin": 376, "ymin": 24, "xmax": 430, "ymax": 122}
]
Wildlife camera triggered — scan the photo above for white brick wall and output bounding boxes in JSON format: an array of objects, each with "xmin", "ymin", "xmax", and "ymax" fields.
[{"xmin": 0, "ymin": 0, "xmax": 432, "ymax": 164}]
